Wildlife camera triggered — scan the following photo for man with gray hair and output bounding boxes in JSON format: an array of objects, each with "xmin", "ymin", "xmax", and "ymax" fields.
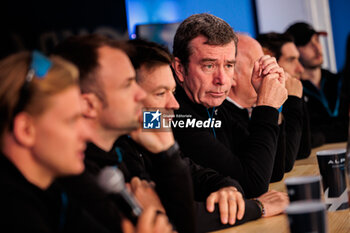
[{"xmin": 172, "ymin": 13, "xmax": 288, "ymax": 198}]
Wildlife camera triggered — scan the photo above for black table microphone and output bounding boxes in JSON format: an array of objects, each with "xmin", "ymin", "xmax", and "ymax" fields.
[{"xmin": 97, "ymin": 166, "xmax": 142, "ymax": 225}]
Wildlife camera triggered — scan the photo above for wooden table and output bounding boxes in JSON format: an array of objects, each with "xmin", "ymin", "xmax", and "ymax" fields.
[{"xmin": 211, "ymin": 142, "xmax": 350, "ymax": 233}]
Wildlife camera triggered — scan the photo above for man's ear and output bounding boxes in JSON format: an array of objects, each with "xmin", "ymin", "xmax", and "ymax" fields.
[
  {"xmin": 12, "ymin": 113, "xmax": 35, "ymax": 147},
  {"xmin": 81, "ymin": 93, "xmax": 101, "ymax": 118},
  {"xmin": 172, "ymin": 57, "xmax": 185, "ymax": 83}
]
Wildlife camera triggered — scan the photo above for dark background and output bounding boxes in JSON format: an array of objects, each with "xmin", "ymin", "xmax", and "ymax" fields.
[{"xmin": 1, "ymin": 0, "xmax": 128, "ymax": 58}]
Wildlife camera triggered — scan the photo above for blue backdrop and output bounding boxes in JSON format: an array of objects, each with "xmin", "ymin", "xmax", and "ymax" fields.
[
  {"xmin": 329, "ymin": 0, "xmax": 350, "ymax": 71},
  {"xmin": 126, "ymin": 0, "xmax": 349, "ymax": 72},
  {"xmin": 126, "ymin": 0, "xmax": 257, "ymax": 38}
]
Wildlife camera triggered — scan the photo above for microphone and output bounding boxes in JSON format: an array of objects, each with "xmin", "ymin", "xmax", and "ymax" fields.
[{"xmin": 97, "ymin": 166, "xmax": 142, "ymax": 225}]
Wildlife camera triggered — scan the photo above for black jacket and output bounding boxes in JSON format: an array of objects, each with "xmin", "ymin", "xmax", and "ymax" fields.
[
  {"xmin": 173, "ymin": 86, "xmax": 280, "ymax": 198},
  {"xmin": 82, "ymin": 141, "xmax": 196, "ymax": 233},
  {"xmin": 302, "ymin": 69, "xmax": 349, "ymax": 144},
  {"xmin": 0, "ymin": 153, "xmax": 110, "ymax": 233},
  {"xmin": 115, "ymin": 136, "xmax": 263, "ymax": 233},
  {"xmin": 224, "ymin": 96, "xmax": 310, "ymax": 183},
  {"xmin": 296, "ymin": 99, "xmax": 313, "ymax": 158}
]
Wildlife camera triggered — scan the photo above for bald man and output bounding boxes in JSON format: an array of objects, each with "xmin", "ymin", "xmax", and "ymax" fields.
[
  {"xmin": 225, "ymin": 33, "xmax": 305, "ymax": 182},
  {"xmin": 227, "ymin": 34, "xmax": 260, "ymax": 108}
]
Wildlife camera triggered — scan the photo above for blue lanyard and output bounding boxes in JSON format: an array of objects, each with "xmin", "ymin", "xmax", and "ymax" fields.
[
  {"xmin": 206, "ymin": 107, "xmax": 216, "ymax": 138},
  {"xmin": 59, "ymin": 192, "xmax": 68, "ymax": 231},
  {"xmin": 303, "ymin": 77, "xmax": 342, "ymax": 117},
  {"xmin": 112, "ymin": 147, "xmax": 123, "ymax": 169},
  {"xmin": 115, "ymin": 147, "xmax": 123, "ymax": 163}
]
